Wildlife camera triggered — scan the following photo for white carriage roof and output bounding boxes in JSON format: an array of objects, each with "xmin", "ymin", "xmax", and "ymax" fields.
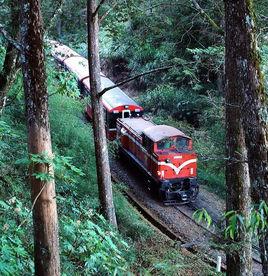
[
  {"xmin": 100, "ymin": 77, "xmax": 140, "ymax": 110},
  {"xmin": 64, "ymin": 57, "xmax": 89, "ymax": 79},
  {"xmin": 50, "ymin": 40, "xmax": 142, "ymax": 110},
  {"xmin": 142, "ymin": 125, "xmax": 189, "ymax": 142},
  {"xmin": 50, "ymin": 40, "xmax": 79, "ymax": 61}
]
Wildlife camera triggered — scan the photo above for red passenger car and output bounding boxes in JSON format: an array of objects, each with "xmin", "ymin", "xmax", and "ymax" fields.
[
  {"xmin": 85, "ymin": 77, "xmax": 143, "ymax": 140},
  {"xmin": 50, "ymin": 41, "xmax": 143, "ymax": 140},
  {"xmin": 117, "ymin": 118, "xmax": 198, "ymax": 204}
]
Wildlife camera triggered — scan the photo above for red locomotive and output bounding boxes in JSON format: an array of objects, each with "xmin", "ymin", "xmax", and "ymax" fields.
[
  {"xmin": 50, "ymin": 41, "xmax": 143, "ymax": 140},
  {"xmin": 50, "ymin": 41, "xmax": 198, "ymax": 204},
  {"xmin": 117, "ymin": 118, "xmax": 198, "ymax": 204}
]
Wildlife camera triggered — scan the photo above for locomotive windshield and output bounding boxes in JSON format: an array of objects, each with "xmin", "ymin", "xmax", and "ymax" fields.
[{"xmin": 157, "ymin": 137, "xmax": 191, "ymax": 152}]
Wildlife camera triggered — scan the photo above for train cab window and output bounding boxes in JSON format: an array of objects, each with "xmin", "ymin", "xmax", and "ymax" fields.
[
  {"xmin": 176, "ymin": 138, "xmax": 189, "ymax": 151},
  {"xmin": 157, "ymin": 137, "xmax": 191, "ymax": 152},
  {"xmin": 107, "ymin": 112, "xmax": 120, "ymax": 129},
  {"xmin": 157, "ymin": 139, "xmax": 173, "ymax": 150},
  {"xmin": 122, "ymin": 110, "xmax": 131, "ymax": 118}
]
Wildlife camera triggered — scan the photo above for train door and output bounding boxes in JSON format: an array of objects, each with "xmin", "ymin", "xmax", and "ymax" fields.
[
  {"xmin": 106, "ymin": 111, "xmax": 119, "ymax": 140},
  {"xmin": 122, "ymin": 110, "xmax": 131, "ymax": 118}
]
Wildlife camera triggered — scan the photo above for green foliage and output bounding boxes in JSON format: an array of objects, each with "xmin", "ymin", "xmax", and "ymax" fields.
[
  {"xmin": 249, "ymin": 201, "xmax": 268, "ymax": 234},
  {"xmin": 194, "ymin": 201, "xmax": 268, "ymax": 241},
  {"xmin": 224, "ymin": 202, "xmax": 268, "ymax": 240},
  {"xmin": 113, "ymin": 191, "xmax": 155, "ymax": 241},
  {"xmin": 139, "ymin": 85, "xmax": 207, "ymax": 123},
  {"xmin": 16, "ymin": 152, "xmax": 85, "ymax": 183},
  {"xmin": 0, "ymin": 120, "xmax": 19, "ymax": 166},
  {"xmin": 224, "ymin": 211, "xmax": 245, "ymax": 240},
  {"xmin": 0, "ymin": 198, "xmax": 34, "ymax": 275},
  {"xmin": 193, "ymin": 208, "xmax": 213, "ymax": 228},
  {"xmin": 47, "ymin": 63, "xmax": 80, "ymax": 98},
  {"xmin": 187, "ymin": 46, "xmax": 224, "ymax": 72},
  {"xmin": 0, "ymin": 44, "xmax": 6, "ymax": 69},
  {"xmin": 0, "ymin": 196, "xmax": 131, "ymax": 275},
  {"xmin": 0, "ymin": 87, "xmax": 133, "ymax": 275},
  {"xmin": 58, "ymin": 196, "xmax": 131, "ymax": 275},
  {"xmin": 53, "ymin": 155, "xmax": 85, "ymax": 182}
]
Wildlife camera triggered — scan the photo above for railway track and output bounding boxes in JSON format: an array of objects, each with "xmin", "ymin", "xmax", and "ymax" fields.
[
  {"xmin": 124, "ymin": 189, "xmax": 227, "ymax": 272},
  {"xmin": 175, "ymin": 204, "xmax": 261, "ymax": 254},
  {"xmin": 111, "ymin": 165, "xmax": 263, "ymax": 274},
  {"xmin": 111, "ymin": 172, "xmax": 227, "ymax": 272}
]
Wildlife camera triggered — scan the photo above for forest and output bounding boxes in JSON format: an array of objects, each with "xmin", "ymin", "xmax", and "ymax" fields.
[{"xmin": 1, "ymin": 0, "xmax": 268, "ymax": 275}]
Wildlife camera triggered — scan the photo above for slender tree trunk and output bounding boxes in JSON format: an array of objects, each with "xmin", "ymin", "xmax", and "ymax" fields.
[
  {"xmin": 230, "ymin": 1, "xmax": 268, "ymax": 274},
  {"xmin": 0, "ymin": 0, "xmax": 19, "ymax": 114},
  {"xmin": 87, "ymin": 0, "xmax": 117, "ymax": 228},
  {"xmin": 0, "ymin": 43, "xmax": 17, "ymax": 114},
  {"xmin": 20, "ymin": 0, "xmax": 60, "ymax": 275},
  {"xmin": 224, "ymin": 1, "xmax": 253, "ymax": 275}
]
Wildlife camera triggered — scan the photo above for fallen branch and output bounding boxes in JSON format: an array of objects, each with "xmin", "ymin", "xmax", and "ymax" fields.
[
  {"xmin": 0, "ymin": 24, "xmax": 23, "ymax": 52},
  {"xmin": 98, "ymin": 65, "xmax": 174, "ymax": 97}
]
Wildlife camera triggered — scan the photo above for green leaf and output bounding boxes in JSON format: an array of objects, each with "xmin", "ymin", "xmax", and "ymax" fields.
[{"xmin": 32, "ymin": 172, "xmax": 54, "ymax": 181}]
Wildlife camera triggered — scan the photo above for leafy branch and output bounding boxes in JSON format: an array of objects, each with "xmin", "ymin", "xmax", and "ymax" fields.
[
  {"xmin": 0, "ymin": 24, "xmax": 23, "ymax": 52},
  {"xmin": 193, "ymin": 208, "xmax": 213, "ymax": 228},
  {"xmin": 98, "ymin": 65, "xmax": 174, "ymax": 98},
  {"xmin": 193, "ymin": 201, "xmax": 268, "ymax": 241}
]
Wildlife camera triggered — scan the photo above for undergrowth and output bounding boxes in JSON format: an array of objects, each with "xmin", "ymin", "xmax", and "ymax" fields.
[{"xmin": 0, "ymin": 62, "xmax": 214, "ymax": 275}]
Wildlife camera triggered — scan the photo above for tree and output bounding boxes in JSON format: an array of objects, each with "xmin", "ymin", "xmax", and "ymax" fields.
[
  {"xmin": 87, "ymin": 0, "xmax": 117, "ymax": 228},
  {"xmin": 228, "ymin": 1, "xmax": 268, "ymax": 274},
  {"xmin": 0, "ymin": 0, "xmax": 19, "ymax": 114},
  {"xmin": 224, "ymin": 0, "xmax": 253, "ymax": 274},
  {"xmin": 20, "ymin": 0, "xmax": 60, "ymax": 274}
]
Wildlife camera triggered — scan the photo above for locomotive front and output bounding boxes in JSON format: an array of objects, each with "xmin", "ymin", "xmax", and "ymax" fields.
[{"xmin": 142, "ymin": 125, "xmax": 198, "ymax": 204}]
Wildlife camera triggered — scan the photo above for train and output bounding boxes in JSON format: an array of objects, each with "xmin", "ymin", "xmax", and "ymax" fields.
[
  {"xmin": 50, "ymin": 41, "xmax": 143, "ymax": 140},
  {"xmin": 50, "ymin": 41, "xmax": 199, "ymax": 204}
]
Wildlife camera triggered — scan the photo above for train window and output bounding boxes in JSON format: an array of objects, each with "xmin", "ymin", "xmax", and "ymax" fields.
[
  {"xmin": 131, "ymin": 110, "xmax": 143, "ymax": 118},
  {"xmin": 157, "ymin": 137, "xmax": 191, "ymax": 152},
  {"xmin": 175, "ymin": 138, "xmax": 189, "ymax": 151},
  {"xmin": 107, "ymin": 113, "xmax": 120, "ymax": 129},
  {"xmin": 143, "ymin": 135, "xmax": 153, "ymax": 152},
  {"xmin": 157, "ymin": 139, "xmax": 173, "ymax": 150},
  {"xmin": 122, "ymin": 110, "xmax": 131, "ymax": 118}
]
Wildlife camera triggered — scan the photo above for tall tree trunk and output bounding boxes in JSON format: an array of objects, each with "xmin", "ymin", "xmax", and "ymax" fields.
[
  {"xmin": 87, "ymin": 0, "xmax": 117, "ymax": 228},
  {"xmin": 20, "ymin": 0, "xmax": 61, "ymax": 275},
  {"xmin": 230, "ymin": 1, "xmax": 268, "ymax": 274},
  {"xmin": 224, "ymin": 1, "xmax": 253, "ymax": 275},
  {"xmin": 0, "ymin": 43, "xmax": 17, "ymax": 114},
  {"xmin": 0, "ymin": 0, "xmax": 19, "ymax": 114}
]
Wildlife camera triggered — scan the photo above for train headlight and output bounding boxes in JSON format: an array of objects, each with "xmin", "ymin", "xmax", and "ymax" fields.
[
  {"xmin": 120, "ymin": 128, "xmax": 127, "ymax": 135},
  {"xmin": 165, "ymin": 159, "xmax": 171, "ymax": 163}
]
